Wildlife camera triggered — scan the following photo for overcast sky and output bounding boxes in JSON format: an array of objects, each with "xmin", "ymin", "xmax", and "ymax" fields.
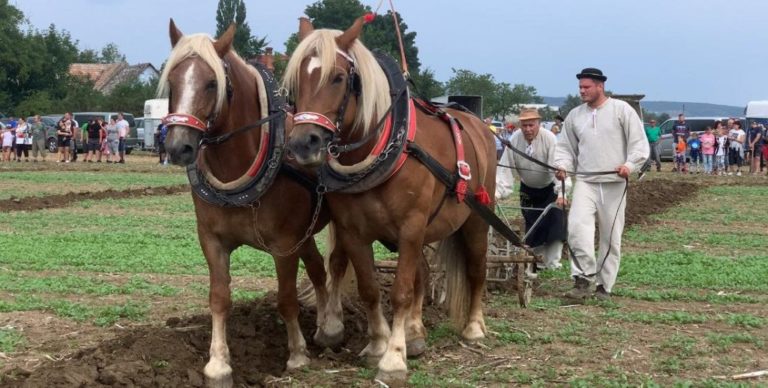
[{"xmin": 14, "ymin": 0, "xmax": 768, "ymax": 106}]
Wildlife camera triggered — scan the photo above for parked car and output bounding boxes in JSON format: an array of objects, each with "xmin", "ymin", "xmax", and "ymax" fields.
[{"xmin": 657, "ymin": 116, "xmax": 746, "ymax": 161}]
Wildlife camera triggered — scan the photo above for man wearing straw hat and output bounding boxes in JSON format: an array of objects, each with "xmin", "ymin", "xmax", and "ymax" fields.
[
  {"xmin": 555, "ymin": 68, "xmax": 649, "ymax": 302},
  {"xmin": 496, "ymin": 107, "xmax": 571, "ymax": 270}
]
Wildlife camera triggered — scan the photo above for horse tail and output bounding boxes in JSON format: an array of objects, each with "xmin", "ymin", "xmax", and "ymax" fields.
[{"xmin": 437, "ymin": 234, "xmax": 470, "ymax": 330}]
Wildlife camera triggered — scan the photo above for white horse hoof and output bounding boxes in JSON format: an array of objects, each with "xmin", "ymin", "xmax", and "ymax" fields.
[
  {"xmin": 286, "ymin": 353, "xmax": 311, "ymax": 371},
  {"xmin": 461, "ymin": 321, "xmax": 487, "ymax": 341},
  {"xmin": 406, "ymin": 337, "xmax": 427, "ymax": 358},
  {"xmin": 203, "ymin": 360, "xmax": 233, "ymax": 388}
]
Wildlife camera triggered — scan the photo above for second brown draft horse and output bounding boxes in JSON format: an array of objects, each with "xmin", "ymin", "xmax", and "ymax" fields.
[{"xmin": 283, "ymin": 16, "xmax": 497, "ymax": 384}]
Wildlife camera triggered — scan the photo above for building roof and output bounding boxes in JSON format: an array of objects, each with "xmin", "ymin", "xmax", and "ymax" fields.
[{"xmin": 68, "ymin": 62, "xmax": 159, "ymax": 94}]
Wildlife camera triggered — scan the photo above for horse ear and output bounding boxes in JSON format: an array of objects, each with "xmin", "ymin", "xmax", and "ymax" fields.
[
  {"xmin": 169, "ymin": 18, "xmax": 183, "ymax": 48},
  {"xmin": 214, "ymin": 23, "xmax": 236, "ymax": 57},
  {"xmin": 298, "ymin": 17, "xmax": 314, "ymax": 42},
  {"xmin": 335, "ymin": 16, "xmax": 365, "ymax": 50}
]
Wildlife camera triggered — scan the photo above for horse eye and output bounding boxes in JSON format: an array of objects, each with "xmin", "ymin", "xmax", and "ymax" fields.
[
  {"xmin": 332, "ymin": 74, "xmax": 344, "ymax": 84},
  {"xmin": 206, "ymin": 80, "xmax": 217, "ymax": 90}
]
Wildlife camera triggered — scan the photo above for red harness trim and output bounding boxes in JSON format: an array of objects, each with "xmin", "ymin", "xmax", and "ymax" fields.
[
  {"xmin": 293, "ymin": 112, "xmax": 337, "ymax": 134},
  {"xmin": 385, "ymin": 99, "xmax": 418, "ymax": 179},
  {"xmin": 246, "ymin": 130, "xmax": 271, "ymax": 177},
  {"xmin": 163, "ymin": 113, "xmax": 207, "ymax": 132}
]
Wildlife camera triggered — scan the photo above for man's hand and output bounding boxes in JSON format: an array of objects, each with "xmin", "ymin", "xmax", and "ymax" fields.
[
  {"xmin": 556, "ymin": 196, "xmax": 569, "ymax": 208},
  {"xmin": 616, "ymin": 165, "xmax": 630, "ymax": 178},
  {"xmin": 555, "ymin": 168, "xmax": 567, "ymax": 181}
]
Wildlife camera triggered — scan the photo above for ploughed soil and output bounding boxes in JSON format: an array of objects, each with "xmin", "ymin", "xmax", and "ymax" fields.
[
  {"xmin": 0, "ymin": 185, "xmax": 189, "ymax": 212},
  {"xmin": 3, "ymin": 179, "xmax": 710, "ymax": 387}
]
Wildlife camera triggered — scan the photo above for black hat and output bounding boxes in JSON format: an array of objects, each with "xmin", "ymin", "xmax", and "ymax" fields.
[{"xmin": 576, "ymin": 67, "xmax": 607, "ymax": 82}]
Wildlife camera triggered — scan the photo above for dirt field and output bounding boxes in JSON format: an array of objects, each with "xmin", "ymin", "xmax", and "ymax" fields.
[{"xmin": 2, "ymin": 170, "xmax": 767, "ymax": 387}]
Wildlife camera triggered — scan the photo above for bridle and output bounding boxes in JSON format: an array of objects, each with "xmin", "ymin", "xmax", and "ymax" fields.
[
  {"xmin": 163, "ymin": 59, "xmax": 251, "ymax": 142},
  {"xmin": 292, "ymin": 49, "xmax": 360, "ymax": 155}
]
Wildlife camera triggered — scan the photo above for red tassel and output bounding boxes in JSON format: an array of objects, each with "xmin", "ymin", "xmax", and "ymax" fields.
[
  {"xmin": 455, "ymin": 179, "xmax": 467, "ymax": 203},
  {"xmin": 474, "ymin": 185, "xmax": 491, "ymax": 206},
  {"xmin": 363, "ymin": 12, "xmax": 376, "ymax": 23}
]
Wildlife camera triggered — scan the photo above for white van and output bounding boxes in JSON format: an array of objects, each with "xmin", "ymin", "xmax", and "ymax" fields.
[{"xmin": 143, "ymin": 98, "xmax": 169, "ymax": 150}]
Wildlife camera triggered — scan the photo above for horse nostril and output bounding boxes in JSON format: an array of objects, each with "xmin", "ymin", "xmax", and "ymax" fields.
[
  {"xmin": 182, "ymin": 144, "xmax": 194, "ymax": 156},
  {"xmin": 307, "ymin": 133, "xmax": 323, "ymax": 148}
]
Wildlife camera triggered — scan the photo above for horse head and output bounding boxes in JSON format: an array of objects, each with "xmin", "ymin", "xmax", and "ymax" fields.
[
  {"xmin": 159, "ymin": 19, "xmax": 235, "ymax": 166},
  {"xmin": 283, "ymin": 17, "xmax": 390, "ymax": 168}
]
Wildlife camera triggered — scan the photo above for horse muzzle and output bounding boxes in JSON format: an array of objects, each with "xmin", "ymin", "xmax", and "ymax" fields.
[
  {"xmin": 286, "ymin": 125, "xmax": 332, "ymax": 168},
  {"xmin": 165, "ymin": 126, "xmax": 201, "ymax": 166}
]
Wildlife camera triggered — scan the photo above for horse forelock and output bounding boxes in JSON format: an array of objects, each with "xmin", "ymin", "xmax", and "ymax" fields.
[
  {"xmin": 283, "ymin": 29, "xmax": 391, "ymax": 136},
  {"xmin": 157, "ymin": 33, "xmax": 230, "ymax": 115}
]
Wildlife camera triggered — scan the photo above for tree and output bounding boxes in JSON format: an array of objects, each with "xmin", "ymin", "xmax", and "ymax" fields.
[
  {"xmin": 409, "ymin": 67, "xmax": 444, "ymax": 100},
  {"xmin": 286, "ymin": 0, "xmax": 421, "ymax": 73},
  {"xmin": 104, "ymin": 77, "xmax": 158, "ymax": 116},
  {"xmin": 99, "ymin": 43, "xmax": 125, "ymax": 63},
  {"xmin": 558, "ymin": 94, "xmax": 582, "ymax": 118},
  {"xmin": 446, "ymin": 69, "xmax": 541, "ymax": 118},
  {"xmin": 215, "ymin": 0, "xmax": 266, "ymax": 58}
]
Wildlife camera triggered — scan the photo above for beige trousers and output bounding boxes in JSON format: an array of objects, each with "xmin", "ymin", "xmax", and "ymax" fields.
[{"xmin": 567, "ymin": 180, "xmax": 626, "ymax": 292}]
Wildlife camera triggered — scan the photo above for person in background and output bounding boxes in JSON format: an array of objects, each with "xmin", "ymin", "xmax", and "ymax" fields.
[
  {"xmin": 155, "ymin": 122, "xmax": 169, "ymax": 164},
  {"xmin": 115, "ymin": 112, "xmax": 129, "ymax": 164},
  {"xmin": 728, "ymin": 121, "xmax": 746, "ymax": 176},
  {"xmin": 8, "ymin": 117, "xmax": 17, "ymax": 161},
  {"xmin": 97, "ymin": 119, "xmax": 107, "ymax": 162},
  {"xmin": 14, "ymin": 116, "xmax": 31, "ymax": 162},
  {"xmin": 687, "ymin": 133, "xmax": 702, "ymax": 174},
  {"xmin": 674, "ymin": 135, "xmax": 687, "ymax": 174},
  {"xmin": 2, "ymin": 123, "xmax": 13, "ymax": 161},
  {"xmin": 56, "ymin": 113, "xmax": 75, "ymax": 163},
  {"xmin": 714, "ymin": 121, "xmax": 729, "ymax": 175},
  {"xmin": 700, "ymin": 125, "xmax": 716, "ymax": 175},
  {"xmin": 84, "ymin": 117, "xmax": 102, "ymax": 163},
  {"xmin": 497, "ymin": 108, "xmax": 570, "ymax": 271},
  {"xmin": 747, "ymin": 121, "xmax": 763, "ymax": 175},
  {"xmin": 30, "ymin": 115, "xmax": 47, "ymax": 162},
  {"xmin": 672, "ymin": 114, "xmax": 691, "ymax": 172},
  {"xmin": 104, "ymin": 118, "xmax": 119, "ymax": 163},
  {"xmin": 643, "ymin": 119, "xmax": 662, "ymax": 172},
  {"xmin": 554, "ymin": 67, "xmax": 649, "ymax": 302},
  {"xmin": 551, "ymin": 115, "xmax": 564, "ymax": 137}
]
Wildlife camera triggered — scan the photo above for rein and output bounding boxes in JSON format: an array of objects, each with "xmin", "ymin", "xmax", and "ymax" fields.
[{"xmin": 199, "ymin": 110, "xmax": 287, "ymax": 147}]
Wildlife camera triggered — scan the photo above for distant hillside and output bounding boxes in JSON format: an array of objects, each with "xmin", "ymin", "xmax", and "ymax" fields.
[{"xmin": 542, "ymin": 97, "xmax": 744, "ymax": 117}]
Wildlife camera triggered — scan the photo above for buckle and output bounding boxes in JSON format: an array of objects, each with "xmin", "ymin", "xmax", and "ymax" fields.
[{"xmin": 457, "ymin": 160, "xmax": 472, "ymax": 180}]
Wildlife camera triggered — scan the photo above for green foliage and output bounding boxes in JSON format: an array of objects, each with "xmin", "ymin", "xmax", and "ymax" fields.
[
  {"xmin": 707, "ymin": 332, "xmax": 764, "ymax": 350},
  {"xmin": 409, "ymin": 67, "xmax": 444, "ymax": 100},
  {"xmin": 0, "ymin": 328, "xmax": 26, "ymax": 353},
  {"xmin": 559, "ymin": 94, "xmax": 582, "ymax": 117},
  {"xmin": 445, "ymin": 69, "xmax": 542, "ymax": 118},
  {"xmin": 0, "ymin": 296, "xmax": 148, "ymax": 326},
  {"xmin": 215, "ymin": 0, "xmax": 266, "ymax": 58}
]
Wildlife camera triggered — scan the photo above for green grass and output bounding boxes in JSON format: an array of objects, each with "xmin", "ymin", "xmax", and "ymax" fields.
[
  {"xmin": 612, "ymin": 288, "xmax": 764, "ymax": 304},
  {"xmin": 0, "ymin": 273, "xmax": 178, "ymax": 297},
  {"xmin": 0, "ymin": 170, "xmax": 186, "ymax": 199},
  {"xmin": 0, "ymin": 328, "xmax": 26, "ymax": 353},
  {"xmin": 0, "ymin": 296, "xmax": 148, "ymax": 326},
  {"xmin": 707, "ymin": 332, "xmax": 764, "ymax": 350}
]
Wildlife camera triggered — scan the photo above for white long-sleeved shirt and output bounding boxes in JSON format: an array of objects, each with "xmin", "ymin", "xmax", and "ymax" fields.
[
  {"xmin": 554, "ymin": 98, "xmax": 649, "ymax": 183},
  {"xmin": 496, "ymin": 128, "xmax": 571, "ymax": 200}
]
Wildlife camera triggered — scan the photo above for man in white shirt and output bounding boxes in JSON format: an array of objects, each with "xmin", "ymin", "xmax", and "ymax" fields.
[
  {"xmin": 496, "ymin": 108, "xmax": 570, "ymax": 270},
  {"xmin": 115, "ymin": 112, "xmax": 129, "ymax": 163},
  {"xmin": 554, "ymin": 68, "xmax": 649, "ymax": 302}
]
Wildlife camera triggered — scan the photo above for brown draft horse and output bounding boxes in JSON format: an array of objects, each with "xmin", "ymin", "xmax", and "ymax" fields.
[
  {"xmin": 282, "ymin": 17, "xmax": 497, "ymax": 384},
  {"xmin": 159, "ymin": 20, "xmax": 330, "ymax": 387}
]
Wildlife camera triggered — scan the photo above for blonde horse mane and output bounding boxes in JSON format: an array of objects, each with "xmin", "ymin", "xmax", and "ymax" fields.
[
  {"xmin": 157, "ymin": 34, "xmax": 230, "ymax": 115},
  {"xmin": 282, "ymin": 29, "xmax": 391, "ymax": 135}
]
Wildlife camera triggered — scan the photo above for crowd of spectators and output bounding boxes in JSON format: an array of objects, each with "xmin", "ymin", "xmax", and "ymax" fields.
[{"xmin": 0, "ymin": 112, "xmax": 132, "ymax": 164}]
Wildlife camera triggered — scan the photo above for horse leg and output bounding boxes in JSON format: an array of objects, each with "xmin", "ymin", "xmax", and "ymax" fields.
[
  {"xmin": 377, "ymin": 227, "xmax": 425, "ymax": 384},
  {"xmin": 459, "ymin": 214, "xmax": 489, "ymax": 341},
  {"xmin": 314, "ymin": 244, "xmax": 347, "ymax": 348},
  {"xmin": 298, "ymin": 241, "xmax": 329, "ymax": 346},
  {"xmin": 274, "ymin": 254, "xmax": 311, "ymax": 370},
  {"xmin": 405, "ymin": 255, "xmax": 428, "ymax": 358},
  {"xmin": 343, "ymin": 239, "xmax": 389, "ymax": 364},
  {"xmin": 200, "ymin": 240, "xmax": 234, "ymax": 388}
]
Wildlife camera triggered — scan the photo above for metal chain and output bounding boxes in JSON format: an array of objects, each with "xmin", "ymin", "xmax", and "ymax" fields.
[
  {"xmin": 328, "ymin": 125, "xmax": 408, "ymax": 192},
  {"xmin": 249, "ymin": 187, "xmax": 325, "ymax": 258}
]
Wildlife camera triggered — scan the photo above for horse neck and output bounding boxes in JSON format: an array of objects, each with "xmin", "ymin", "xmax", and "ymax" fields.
[{"xmin": 203, "ymin": 56, "xmax": 263, "ymax": 181}]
